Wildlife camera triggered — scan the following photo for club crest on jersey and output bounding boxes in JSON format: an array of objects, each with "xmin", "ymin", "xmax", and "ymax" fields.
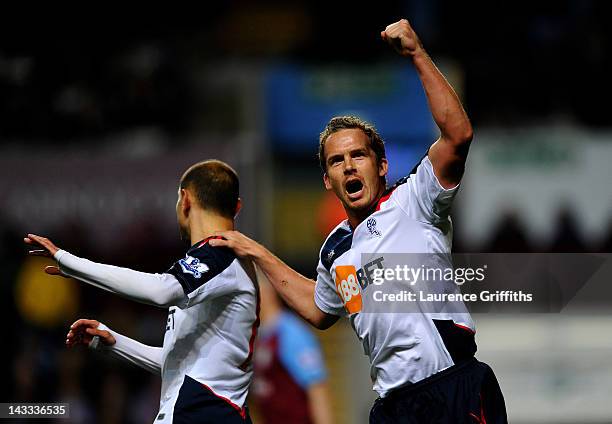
[
  {"xmin": 178, "ymin": 255, "xmax": 209, "ymax": 279},
  {"xmin": 366, "ymin": 218, "xmax": 381, "ymax": 237}
]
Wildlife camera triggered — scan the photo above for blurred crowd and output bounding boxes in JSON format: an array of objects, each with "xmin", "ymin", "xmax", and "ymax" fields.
[{"xmin": 1, "ymin": 1, "xmax": 611, "ymax": 143}]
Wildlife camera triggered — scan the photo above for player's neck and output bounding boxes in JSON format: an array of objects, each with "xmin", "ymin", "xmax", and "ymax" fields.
[
  {"xmin": 345, "ymin": 186, "xmax": 386, "ymax": 229},
  {"xmin": 188, "ymin": 210, "xmax": 234, "ymax": 246},
  {"xmin": 346, "ymin": 210, "xmax": 369, "ymax": 229}
]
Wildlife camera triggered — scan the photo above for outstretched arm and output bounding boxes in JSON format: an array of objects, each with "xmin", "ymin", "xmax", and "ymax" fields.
[
  {"xmin": 25, "ymin": 234, "xmax": 187, "ymax": 308},
  {"xmin": 382, "ymin": 19, "xmax": 473, "ymax": 188},
  {"xmin": 67, "ymin": 319, "xmax": 162, "ymax": 375},
  {"xmin": 209, "ymin": 232, "xmax": 339, "ymax": 330}
]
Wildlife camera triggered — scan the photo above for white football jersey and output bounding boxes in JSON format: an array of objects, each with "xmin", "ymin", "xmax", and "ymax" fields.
[
  {"xmin": 314, "ymin": 155, "xmax": 475, "ymax": 397},
  {"xmin": 156, "ymin": 237, "xmax": 259, "ymax": 421}
]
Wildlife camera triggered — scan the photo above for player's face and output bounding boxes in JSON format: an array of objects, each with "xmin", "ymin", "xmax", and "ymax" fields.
[
  {"xmin": 176, "ymin": 188, "xmax": 190, "ymax": 242},
  {"xmin": 323, "ymin": 128, "xmax": 388, "ymax": 216}
]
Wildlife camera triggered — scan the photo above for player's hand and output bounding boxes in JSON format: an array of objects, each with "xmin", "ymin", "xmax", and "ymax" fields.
[
  {"xmin": 66, "ymin": 319, "xmax": 116, "ymax": 348},
  {"xmin": 209, "ymin": 231, "xmax": 263, "ymax": 260},
  {"xmin": 381, "ymin": 19, "xmax": 423, "ymax": 58},
  {"xmin": 24, "ymin": 233, "xmax": 65, "ymax": 276}
]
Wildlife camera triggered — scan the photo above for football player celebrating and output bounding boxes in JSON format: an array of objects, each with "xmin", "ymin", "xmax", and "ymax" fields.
[
  {"xmin": 25, "ymin": 160, "xmax": 259, "ymax": 424},
  {"xmin": 211, "ymin": 19, "xmax": 507, "ymax": 423}
]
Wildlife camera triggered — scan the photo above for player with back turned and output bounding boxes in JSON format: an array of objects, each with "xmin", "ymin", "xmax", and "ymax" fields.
[
  {"xmin": 24, "ymin": 160, "xmax": 259, "ymax": 424},
  {"xmin": 211, "ymin": 19, "xmax": 508, "ymax": 423}
]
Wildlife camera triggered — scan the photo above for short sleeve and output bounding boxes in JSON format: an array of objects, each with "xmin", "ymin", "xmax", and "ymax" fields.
[
  {"xmin": 391, "ymin": 155, "xmax": 459, "ymax": 225},
  {"xmin": 167, "ymin": 244, "xmax": 239, "ymax": 307},
  {"xmin": 314, "ymin": 259, "xmax": 347, "ymax": 317},
  {"xmin": 278, "ymin": 313, "xmax": 327, "ymax": 388}
]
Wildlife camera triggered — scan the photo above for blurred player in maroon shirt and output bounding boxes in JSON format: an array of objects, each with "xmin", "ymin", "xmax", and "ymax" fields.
[{"xmin": 251, "ymin": 275, "xmax": 333, "ymax": 424}]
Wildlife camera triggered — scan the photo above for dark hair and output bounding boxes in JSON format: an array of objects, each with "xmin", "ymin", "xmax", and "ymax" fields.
[
  {"xmin": 180, "ymin": 159, "xmax": 239, "ymax": 219},
  {"xmin": 318, "ymin": 115, "xmax": 386, "ymax": 172}
]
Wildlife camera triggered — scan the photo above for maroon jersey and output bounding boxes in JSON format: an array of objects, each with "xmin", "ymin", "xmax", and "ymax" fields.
[{"xmin": 251, "ymin": 312, "xmax": 327, "ymax": 424}]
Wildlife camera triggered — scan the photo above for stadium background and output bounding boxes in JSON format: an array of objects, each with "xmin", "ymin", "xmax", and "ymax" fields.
[{"xmin": 1, "ymin": 2, "xmax": 611, "ymax": 423}]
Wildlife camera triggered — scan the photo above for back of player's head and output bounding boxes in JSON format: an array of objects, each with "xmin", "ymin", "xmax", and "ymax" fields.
[
  {"xmin": 318, "ymin": 115, "xmax": 387, "ymax": 172},
  {"xmin": 180, "ymin": 159, "xmax": 239, "ymax": 219}
]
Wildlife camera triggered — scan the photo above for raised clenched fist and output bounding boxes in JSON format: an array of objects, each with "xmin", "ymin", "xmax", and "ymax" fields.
[{"xmin": 381, "ymin": 19, "xmax": 422, "ymax": 58}]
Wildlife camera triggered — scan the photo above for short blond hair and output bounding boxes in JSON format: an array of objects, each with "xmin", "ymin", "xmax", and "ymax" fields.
[{"xmin": 318, "ymin": 116, "xmax": 386, "ymax": 172}]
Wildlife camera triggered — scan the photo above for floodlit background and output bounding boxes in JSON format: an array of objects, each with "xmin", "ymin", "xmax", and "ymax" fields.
[{"xmin": 1, "ymin": 2, "xmax": 611, "ymax": 423}]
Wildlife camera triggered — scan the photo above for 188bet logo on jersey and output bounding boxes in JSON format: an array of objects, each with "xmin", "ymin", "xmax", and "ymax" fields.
[{"xmin": 335, "ymin": 266, "xmax": 362, "ymax": 314}]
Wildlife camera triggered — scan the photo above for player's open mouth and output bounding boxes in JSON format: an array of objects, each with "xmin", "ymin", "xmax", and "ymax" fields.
[{"xmin": 345, "ymin": 179, "xmax": 364, "ymax": 200}]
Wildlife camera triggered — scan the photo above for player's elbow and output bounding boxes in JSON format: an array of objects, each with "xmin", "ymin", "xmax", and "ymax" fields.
[
  {"xmin": 445, "ymin": 125, "xmax": 473, "ymax": 147},
  {"xmin": 442, "ymin": 114, "xmax": 473, "ymax": 146},
  {"xmin": 150, "ymin": 291, "xmax": 186, "ymax": 309},
  {"xmin": 312, "ymin": 319, "xmax": 334, "ymax": 330},
  {"xmin": 308, "ymin": 310, "xmax": 338, "ymax": 330},
  {"xmin": 308, "ymin": 317, "xmax": 326, "ymax": 330},
  {"xmin": 149, "ymin": 294, "xmax": 175, "ymax": 308},
  {"xmin": 460, "ymin": 125, "xmax": 473, "ymax": 144},
  {"xmin": 457, "ymin": 121, "xmax": 474, "ymax": 145}
]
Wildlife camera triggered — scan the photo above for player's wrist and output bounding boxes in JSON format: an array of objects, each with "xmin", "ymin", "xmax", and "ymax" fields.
[
  {"xmin": 89, "ymin": 322, "xmax": 115, "ymax": 351},
  {"xmin": 245, "ymin": 241, "xmax": 264, "ymax": 261},
  {"xmin": 257, "ymin": 244, "xmax": 279, "ymax": 266},
  {"xmin": 53, "ymin": 249, "xmax": 67, "ymax": 262},
  {"xmin": 410, "ymin": 45, "xmax": 428, "ymax": 61}
]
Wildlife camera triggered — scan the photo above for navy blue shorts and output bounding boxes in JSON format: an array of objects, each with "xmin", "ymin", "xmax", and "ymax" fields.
[
  {"xmin": 162, "ymin": 375, "xmax": 252, "ymax": 424},
  {"xmin": 369, "ymin": 359, "xmax": 507, "ymax": 424}
]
